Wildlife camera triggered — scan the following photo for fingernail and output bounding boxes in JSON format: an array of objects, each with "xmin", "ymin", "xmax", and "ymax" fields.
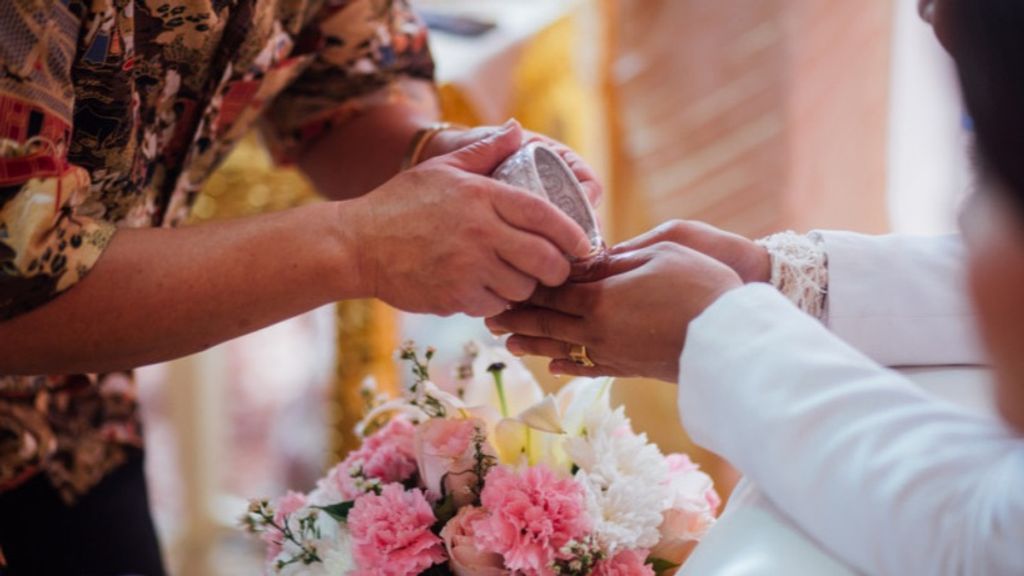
[
  {"xmin": 483, "ymin": 121, "xmax": 515, "ymax": 142},
  {"xmin": 506, "ymin": 340, "xmax": 523, "ymax": 356},
  {"xmin": 496, "ymin": 119, "xmax": 519, "ymax": 134}
]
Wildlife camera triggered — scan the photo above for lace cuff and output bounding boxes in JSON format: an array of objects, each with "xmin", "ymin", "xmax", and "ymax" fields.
[{"xmin": 755, "ymin": 231, "xmax": 829, "ymax": 320}]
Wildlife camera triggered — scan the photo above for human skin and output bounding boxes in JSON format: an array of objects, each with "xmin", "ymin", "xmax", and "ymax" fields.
[{"xmin": 0, "ymin": 91, "xmax": 597, "ymax": 374}]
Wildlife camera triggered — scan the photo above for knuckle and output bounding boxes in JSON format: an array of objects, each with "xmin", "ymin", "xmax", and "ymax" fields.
[
  {"xmin": 664, "ymin": 219, "xmax": 690, "ymax": 241},
  {"xmin": 537, "ymin": 313, "xmax": 555, "ymax": 338},
  {"xmin": 652, "ymin": 240, "xmax": 685, "ymax": 256},
  {"xmin": 454, "ymin": 178, "xmax": 487, "ymax": 200}
]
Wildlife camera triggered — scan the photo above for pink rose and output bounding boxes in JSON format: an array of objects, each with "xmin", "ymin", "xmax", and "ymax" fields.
[
  {"xmin": 592, "ymin": 549, "xmax": 656, "ymax": 576},
  {"xmin": 349, "ymin": 484, "xmax": 446, "ymax": 575},
  {"xmin": 440, "ymin": 506, "xmax": 510, "ymax": 576},
  {"xmin": 416, "ymin": 417, "xmax": 495, "ymax": 508},
  {"xmin": 472, "ymin": 466, "xmax": 590, "ymax": 576}
]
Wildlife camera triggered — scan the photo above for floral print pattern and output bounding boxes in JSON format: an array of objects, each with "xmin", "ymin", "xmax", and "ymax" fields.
[{"xmin": 0, "ymin": 0, "xmax": 433, "ymax": 503}]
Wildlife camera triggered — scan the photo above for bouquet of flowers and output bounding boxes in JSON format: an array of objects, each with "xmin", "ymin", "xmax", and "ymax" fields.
[{"xmin": 243, "ymin": 342, "xmax": 719, "ymax": 575}]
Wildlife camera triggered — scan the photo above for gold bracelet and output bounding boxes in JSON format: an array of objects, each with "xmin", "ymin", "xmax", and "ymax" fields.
[{"xmin": 401, "ymin": 122, "xmax": 453, "ymax": 170}]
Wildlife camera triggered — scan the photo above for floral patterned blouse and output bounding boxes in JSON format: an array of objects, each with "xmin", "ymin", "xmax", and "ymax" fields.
[{"xmin": 0, "ymin": 0, "xmax": 433, "ymax": 504}]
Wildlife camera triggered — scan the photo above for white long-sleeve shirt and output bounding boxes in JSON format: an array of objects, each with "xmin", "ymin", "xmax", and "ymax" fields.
[{"xmin": 677, "ymin": 233, "xmax": 1024, "ymax": 575}]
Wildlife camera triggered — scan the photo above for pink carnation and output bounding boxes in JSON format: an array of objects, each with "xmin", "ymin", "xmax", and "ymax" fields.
[
  {"xmin": 262, "ymin": 490, "xmax": 307, "ymax": 561},
  {"xmin": 324, "ymin": 418, "xmax": 418, "ymax": 501},
  {"xmin": 591, "ymin": 549, "xmax": 656, "ymax": 576},
  {"xmin": 472, "ymin": 466, "xmax": 590, "ymax": 576},
  {"xmin": 349, "ymin": 484, "xmax": 446, "ymax": 575}
]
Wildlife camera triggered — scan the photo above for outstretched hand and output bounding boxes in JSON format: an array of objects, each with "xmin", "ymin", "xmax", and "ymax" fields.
[
  {"xmin": 605, "ymin": 220, "xmax": 770, "ymax": 283},
  {"xmin": 486, "ymin": 241, "xmax": 742, "ymax": 382}
]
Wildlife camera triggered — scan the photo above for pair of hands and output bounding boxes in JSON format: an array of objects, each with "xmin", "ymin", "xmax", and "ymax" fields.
[
  {"xmin": 486, "ymin": 221, "xmax": 771, "ymax": 383},
  {"xmin": 341, "ymin": 120, "xmax": 601, "ymax": 318}
]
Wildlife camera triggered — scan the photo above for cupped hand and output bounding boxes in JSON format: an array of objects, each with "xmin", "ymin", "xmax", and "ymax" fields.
[
  {"xmin": 598, "ymin": 220, "xmax": 770, "ymax": 284},
  {"xmin": 485, "ymin": 242, "xmax": 743, "ymax": 382},
  {"xmin": 346, "ymin": 121, "xmax": 592, "ymax": 318},
  {"xmin": 427, "ymin": 124, "xmax": 604, "ymax": 208}
]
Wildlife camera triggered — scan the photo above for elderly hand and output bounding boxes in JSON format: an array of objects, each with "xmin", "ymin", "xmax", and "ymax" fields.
[
  {"xmin": 426, "ymin": 124, "xmax": 604, "ymax": 207},
  {"xmin": 485, "ymin": 241, "xmax": 742, "ymax": 382},
  {"xmin": 346, "ymin": 121, "xmax": 592, "ymax": 318}
]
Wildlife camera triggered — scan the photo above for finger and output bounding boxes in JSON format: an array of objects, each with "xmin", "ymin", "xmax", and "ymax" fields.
[
  {"xmin": 558, "ymin": 148, "xmax": 604, "ymax": 207},
  {"xmin": 495, "ymin": 230, "xmax": 571, "ymax": 287},
  {"xmin": 567, "ymin": 250, "xmax": 652, "ymax": 283},
  {"xmin": 527, "ymin": 284, "xmax": 593, "ymax": 316},
  {"xmin": 506, "ymin": 335, "xmax": 574, "ymax": 360},
  {"xmin": 609, "ymin": 221, "xmax": 687, "ymax": 255},
  {"xmin": 486, "ymin": 259, "xmax": 539, "ymax": 303},
  {"xmin": 442, "ymin": 120, "xmax": 523, "ymax": 175},
  {"xmin": 579, "ymin": 180, "xmax": 603, "ymax": 208},
  {"xmin": 548, "ymin": 359, "xmax": 620, "ymax": 378},
  {"xmin": 492, "ymin": 190, "xmax": 591, "ymax": 259},
  {"xmin": 485, "ymin": 307, "xmax": 587, "ymax": 344},
  {"xmin": 462, "ymin": 289, "xmax": 511, "ymax": 318}
]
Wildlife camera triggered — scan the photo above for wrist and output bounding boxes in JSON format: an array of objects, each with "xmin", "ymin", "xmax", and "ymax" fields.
[
  {"xmin": 323, "ymin": 198, "xmax": 378, "ymax": 301},
  {"xmin": 741, "ymin": 243, "xmax": 772, "ymax": 284},
  {"xmin": 403, "ymin": 122, "xmax": 457, "ymax": 169}
]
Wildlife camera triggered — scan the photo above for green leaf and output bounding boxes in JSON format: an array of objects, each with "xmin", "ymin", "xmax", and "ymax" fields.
[
  {"xmin": 317, "ymin": 501, "xmax": 354, "ymax": 522},
  {"xmin": 647, "ymin": 557, "xmax": 681, "ymax": 575}
]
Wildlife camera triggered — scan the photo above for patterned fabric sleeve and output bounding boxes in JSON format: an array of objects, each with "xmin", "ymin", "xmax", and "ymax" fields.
[
  {"xmin": 0, "ymin": 0, "xmax": 117, "ymax": 321},
  {"xmin": 261, "ymin": 0, "xmax": 436, "ymax": 163}
]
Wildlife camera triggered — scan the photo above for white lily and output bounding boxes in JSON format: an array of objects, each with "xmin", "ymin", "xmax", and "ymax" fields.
[
  {"xmin": 492, "ymin": 377, "xmax": 615, "ymax": 472},
  {"xmin": 463, "ymin": 344, "xmax": 544, "ymax": 421}
]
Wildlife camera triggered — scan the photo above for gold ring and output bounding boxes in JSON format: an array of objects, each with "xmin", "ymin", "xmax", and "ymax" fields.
[{"xmin": 569, "ymin": 344, "xmax": 596, "ymax": 368}]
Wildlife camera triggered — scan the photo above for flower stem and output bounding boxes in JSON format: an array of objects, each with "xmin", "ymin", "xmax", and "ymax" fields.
[{"xmin": 488, "ymin": 363, "xmax": 510, "ymax": 418}]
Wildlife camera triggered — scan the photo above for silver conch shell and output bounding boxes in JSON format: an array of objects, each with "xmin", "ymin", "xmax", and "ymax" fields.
[{"xmin": 492, "ymin": 142, "xmax": 604, "ymax": 253}]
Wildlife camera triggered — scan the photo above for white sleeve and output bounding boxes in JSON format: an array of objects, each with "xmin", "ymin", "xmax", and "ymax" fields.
[
  {"xmin": 678, "ymin": 284, "xmax": 1024, "ymax": 576},
  {"xmin": 818, "ymin": 232, "xmax": 985, "ymax": 366}
]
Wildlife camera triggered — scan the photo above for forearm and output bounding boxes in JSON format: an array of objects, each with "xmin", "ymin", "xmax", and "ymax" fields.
[
  {"xmin": 816, "ymin": 231, "xmax": 985, "ymax": 366},
  {"xmin": 679, "ymin": 285, "xmax": 1024, "ymax": 575},
  {"xmin": 298, "ymin": 79, "xmax": 441, "ymax": 200},
  {"xmin": 0, "ymin": 202, "xmax": 361, "ymax": 374}
]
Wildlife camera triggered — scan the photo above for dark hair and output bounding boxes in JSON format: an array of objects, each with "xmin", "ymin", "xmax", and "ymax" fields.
[{"xmin": 950, "ymin": 0, "xmax": 1024, "ymax": 215}]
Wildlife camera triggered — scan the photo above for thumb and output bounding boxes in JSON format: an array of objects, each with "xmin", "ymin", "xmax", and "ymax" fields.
[{"xmin": 441, "ymin": 119, "xmax": 523, "ymax": 174}]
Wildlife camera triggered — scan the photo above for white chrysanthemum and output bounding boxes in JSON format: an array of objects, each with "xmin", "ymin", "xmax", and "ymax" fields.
[
  {"xmin": 565, "ymin": 407, "xmax": 671, "ymax": 554},
  {"xmin": 321, "ymin": 545, "xmax": 356, "ymax": 575}
]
